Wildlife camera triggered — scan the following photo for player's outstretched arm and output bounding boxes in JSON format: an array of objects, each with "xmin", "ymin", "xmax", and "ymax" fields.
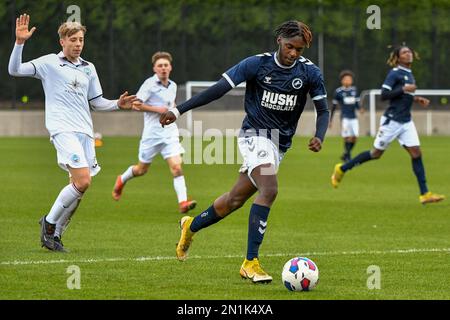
[
  {"xmin": 159, "ymin": 77, "xmax": 232, "ymax": 127},
  {"xmin": 90, "ymin": 91, "xmax": 138, "ymax": 112},
  {"xmin": 117, "ymin": 91, "xmax": 139, "ymax": 110},
  {"xmin": 15, "ymin": 14, "xmax": 36, "ymax": 45},
  {"xmin": 9, "ymin": 14, "xmax": 38, "ymax": 77},
  {"xmin": 132, "ymin": 100, "xmax": 169, "ymax": 114}
]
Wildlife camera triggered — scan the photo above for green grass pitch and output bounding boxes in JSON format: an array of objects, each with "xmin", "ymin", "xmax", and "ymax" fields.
[{"xmin": 0, "ymin": 136, "xmax": 449, "ymax": 299}]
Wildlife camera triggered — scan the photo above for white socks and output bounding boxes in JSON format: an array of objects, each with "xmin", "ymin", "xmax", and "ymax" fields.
[
  {"xmin": 46, "ymin": 184, "xmax": 83, "ymax": 224},
  {"xmin": 55, "ymin": 198, "xmax": 81, "ymax": 237},
  {"xmin": 122, "ymin": 166, "xmax": 187, "ymax": 203},
  {"xmin": 173, "ymin": 176, "xmax": 187, "ymax": 203},
  {"xmin": 121, "ymin": 166, "xmax": 135, "ymax": 184}
]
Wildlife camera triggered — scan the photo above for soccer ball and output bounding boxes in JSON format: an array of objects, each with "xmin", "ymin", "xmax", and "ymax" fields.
[{"xmin": 282, "ymin": 257, "xmax": 319, "ymax": 291}]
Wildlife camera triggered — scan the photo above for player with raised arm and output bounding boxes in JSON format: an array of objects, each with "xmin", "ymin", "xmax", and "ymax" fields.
[
  {"xmin": 329, "ymin": 70, "xmax": 362, "ymax": 162},
  {"xmin": 112, "ymin": 52, "xmax": 196, "ymax": 213},
  {"xmin": 160, "ymin": 21, "xmax": 329, "ymax": 283},
  {"xmin": 331, "ymin": 45, "xmax": 445, "ymax": 204},
  {"xmin": 8, "ymin": 14, "xmax": 138, "ymax": 251}
]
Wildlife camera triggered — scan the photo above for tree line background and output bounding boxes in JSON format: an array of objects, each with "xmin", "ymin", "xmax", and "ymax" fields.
[{"xmin": 1, "ymin": 0, "xmax": 450, "ymax": 109}]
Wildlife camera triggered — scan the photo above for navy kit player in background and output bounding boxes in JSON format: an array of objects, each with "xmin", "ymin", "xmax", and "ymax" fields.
[
  {"xmin": 330, "ymin": 70, "xmax": 362, "ymax": 162},
  {"xmin": 160, "ymin": 21, "xmax": 329, "ymax": 283},
  {"xmin": 331, "ymin": 45, "xmax": 445, "ymax": 204}
]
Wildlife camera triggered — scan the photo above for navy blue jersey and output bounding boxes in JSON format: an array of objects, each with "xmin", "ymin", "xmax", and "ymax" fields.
[
  {"xmin": 332, "ymin": 86, "xmax": 360, "ymax": 119},
  {"xmin": 382, "ymin": 66, "xmax": 416, "ymax": 123},
  {"xmin": 223, "ymin": 52, "xmax": 327, "ymax": 152}
]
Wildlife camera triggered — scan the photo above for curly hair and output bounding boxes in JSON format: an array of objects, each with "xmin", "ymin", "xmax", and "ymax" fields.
[
  {"xmin": 386, "ymin": 45, "xmax": 420, "ymax": 67},
  {"xmin": 274, "ymin": 20, "xmax": 313, "ymax": 48}
]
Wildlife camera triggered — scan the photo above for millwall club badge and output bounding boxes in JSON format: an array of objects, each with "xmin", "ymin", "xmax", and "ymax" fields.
[
  {"xmin": 292, "ymin": 78, "xmax": 303, "ymax": 89},
  {"xmin": 257, "ymin": 150, "xmax": 268, "ymax": 159}
]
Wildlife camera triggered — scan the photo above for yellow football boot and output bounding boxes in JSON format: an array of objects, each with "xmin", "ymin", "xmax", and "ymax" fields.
[
  {"xmin": 331, "ymin": 163, "xmax": 345, "ymax": 188},
  {"xmin": 419, "ymin": 192, "xmax": 445, "ymax": 205},
  {"xmin": 239, "ymin": 258, "xmax": 273, "ymax": 283},
  {"xmin": 176, "ymin": 216, "xmax": 195, "ymax": 261}
]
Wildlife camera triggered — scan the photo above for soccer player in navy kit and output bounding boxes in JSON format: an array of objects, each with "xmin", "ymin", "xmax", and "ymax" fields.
[
  {"xmin": 331, "ymin": 45, "xmax": 445, "ymax": 204},
  {"xmin": 330, "ymin": 70, "xmax": 362, "ymax": 162},
  {"xmin": 160, "ymin": 21, "xmax": 329, "ymax": 283}
]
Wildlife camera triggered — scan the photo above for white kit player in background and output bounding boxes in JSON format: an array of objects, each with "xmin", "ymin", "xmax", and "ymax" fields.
[
  {"xmin": 112, "ymin": 52, "xmax": 197, "ymax": 214},
  {"xmin": 8, "ymin": 14, "xmax": 138, "ymax": 252}
]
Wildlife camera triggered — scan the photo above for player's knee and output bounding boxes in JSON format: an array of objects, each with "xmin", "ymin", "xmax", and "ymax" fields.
[
  {"xmin": 259, "ymin": 185, "xmax": 278, "ymax": 204},
  {"xmin": 134, "ymin": 166, "xmax": 148, "ymax": 176},
  {"xmin": 371, "ymin": 149, "xmax": 383, "ymax": 159},
  {"xmin": 409, "ymin": 147, "xmax": 422, "ymax": 158},
  {"xmin": 170, "ymin": 165, "xmax": 183, "ymax": 177},
  {"xmin": 74, "ymin": 176, "xmax": 91, "ymax": 192}
]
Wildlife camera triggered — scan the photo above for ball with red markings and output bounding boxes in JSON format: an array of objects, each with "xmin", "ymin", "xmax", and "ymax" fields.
[{"xmin": 281, "ymin": 257, "xmax": 319, "ymax": 291}]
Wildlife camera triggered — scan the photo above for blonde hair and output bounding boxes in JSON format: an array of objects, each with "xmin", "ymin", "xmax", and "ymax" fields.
[
  {"xmin": 58, "ymin": 22, "xmax": 87, "ymax": 39},
  {"xmin": 152, "ymin": 52, "xmax": 173, "ymax": 65}
]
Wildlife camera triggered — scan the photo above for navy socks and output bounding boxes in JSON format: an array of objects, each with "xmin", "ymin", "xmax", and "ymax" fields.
[
  {"xmin": 190, "ymin": 205, "xmax": 222, "ymax": 232},
  {"xmin": 412, "ymin": 157, "xmax": 428, "ymax": 195},
  {"xmin": 344, "ymin": 141, "xmax": 355, "ymax": 159},
  {"xmin": 246, "ymin": 204, "xmax": 270, "ymax": 260},
  {"xmin": 190, "ymin": 202, "xmax": 272, "ymax": 261},
  {"xmin": 341, "ymin": 150, "xmax": 372, "ymax": 172}
]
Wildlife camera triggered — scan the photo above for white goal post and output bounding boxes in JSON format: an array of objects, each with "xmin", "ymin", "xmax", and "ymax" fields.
[
  {"xmin": 184, "ymin": 81, "xmax": 246, "ymax": 133},
  {"xmin": 360, "ymin": 89, "xmax": 450, "ymax": 137}
]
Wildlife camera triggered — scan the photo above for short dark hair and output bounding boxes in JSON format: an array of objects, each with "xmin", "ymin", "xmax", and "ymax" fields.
[
  {"xmin": 339, "ymin": 70, "xmax": 355, "ymax": 81},
  {"xmin": 152, "ymin": 51, "xmax": 172, "ymax": 65},
  {"xmin": 274, "ymin": 20, "xmax": 313, "ymax": 48}
]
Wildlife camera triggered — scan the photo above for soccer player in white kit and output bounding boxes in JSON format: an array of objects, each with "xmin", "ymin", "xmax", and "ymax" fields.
[
  {"xmin": 8, "ymin": 14, "xmax": 138, "ymax": 251},
  {"xmin": 112, "ymin": 52, "xmax": 197, "ymax": 214}
]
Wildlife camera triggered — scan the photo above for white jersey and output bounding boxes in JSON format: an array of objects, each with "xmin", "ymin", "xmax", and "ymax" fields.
[
  {"xmin": 136, "ymin": 74, "xmax": 179, "ymax": 139},
  {"xmin": 30, "ymin": 51, "xmax": 103, "ymax": 138}
]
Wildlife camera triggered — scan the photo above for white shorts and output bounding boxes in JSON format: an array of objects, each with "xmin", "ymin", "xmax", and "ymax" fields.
[
  {"xmin": 238, "ymin": 136, "xmax": 284, "ymax": 187},
  {"xmin": 341, "ymin": 118, "xmax": 359, "ymax": 138},
  {"xmin": 51, "ymin": 132, "xmax": 101, "ymax": 177},
  {"xmin": 139, "ymin": 136, "xmax": 185, "ymax": 164},
  {"xmin": 373, "ymin": 116, "xmax": 420, "ymax": 150}
]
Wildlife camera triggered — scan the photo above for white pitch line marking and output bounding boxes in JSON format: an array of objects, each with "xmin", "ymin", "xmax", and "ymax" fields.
[{"xmin": 1, "ymin": 248, "xmax": 449, "ymax": 266}]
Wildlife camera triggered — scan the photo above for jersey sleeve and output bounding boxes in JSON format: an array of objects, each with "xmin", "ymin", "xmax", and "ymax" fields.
[
  {"xmin": 135, "ymin": 79, "xmax": 153, "ymax": 103},
  {"xmin": 332, "ymin": 89, "xmax": 339, "ymax": 105},
  {"xmin": 29, "ymin": 54, "xmax": 52, "ymax": 80},
  {"xmin": 170, "ymin": 82, "xmax": 178, "ymax": 108},
  {"xmin": 354, "ymin": 87, "xmax": 361, "ymax": 109},
  {"xmin": 87, "ymin": 64, "xmax": 104, "ymax": 101},
  {"xmin": 309, "ymin": 67, "xmax": 327, "ymax": 101},
  {"xmin": 382, "ymin": 70, "xmax": 398, "ymax": 91},
  {"xmin": 222, "ymin": 55, "xmax": 262, "ymax": 88}
]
